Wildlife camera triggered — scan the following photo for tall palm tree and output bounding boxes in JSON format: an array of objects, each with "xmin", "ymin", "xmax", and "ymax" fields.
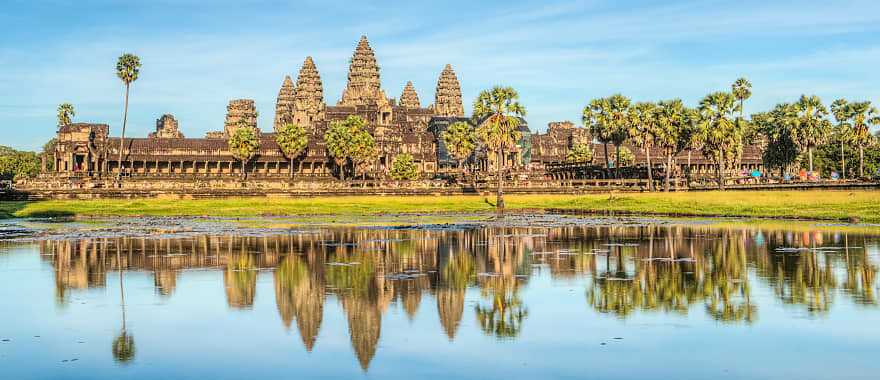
[
  {"xmin": 473, "ymin": 86, "xmax": 526, "ymax": 217},
  {"xmin": 112, "ymin": 245, "xmax": 135, "ymax": 364},
  {"xmin": 830, "ymin": 99, "xmax": 851, "ymax": 179},
  {"xmin": 275, "ymin": 123, "xmax": 309, "ymax": 178},
  {"xmin": 732, "ymin": 77, "xmax": 752, "ymax": 118},
  {"xmin": 57, "ymin": 103, "xmax": 75, "ymax": 128},
  {"xmin": 654, "ymin": 99, "xmax": 697, "ymax": 191},
  {"xmin": 791, "ymin": 95, "xmax": 831, "ymax": 174},
  {"xmin": 845, "ymin": 101, "xmax": 879, "ymax": 178},
  {"xmin": 628, "ymin": 102, "xmax": 658, "ymax": 191},
  {"xmin": 583, "ymin": 95, "xmax": 630, "ymax": 178},
  {"xmin": 116, "ymin": 53, "xmax": 141, "ymax": 179},
  {"xmin": 697, "ymin": 92, "xmax": 740, "ymax": 190}
]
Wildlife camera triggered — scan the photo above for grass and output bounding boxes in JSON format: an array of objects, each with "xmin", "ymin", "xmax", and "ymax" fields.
[{"xmin": 0, "ymin": 190, "xmax": 878, "ymax": 222}]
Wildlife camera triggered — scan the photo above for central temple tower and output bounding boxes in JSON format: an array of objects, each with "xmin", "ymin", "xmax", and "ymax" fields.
[{"xmin": 338, "ymin": 35, "xmax": 387, "ymax": 107}]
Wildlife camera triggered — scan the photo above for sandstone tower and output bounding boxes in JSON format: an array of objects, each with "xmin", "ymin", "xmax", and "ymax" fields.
[
  {"xmin": 433, "ymin": 64, "xmax": 464, "ymax": 117},
  {"xmin": 273, "ymin": 76, "xmax": 295, "ymax": 131},
  {"xmin": 223, "ymin": 99, "xmax": 258, "ymax": 137},
  {"xmin": 149, "ymin": 114, "xmax": 184, "ymax": 138},
  {"xmin": 338, "ymin": 35, "xmax": 386, "ymax": 106},
  {"xmin": 399, "ymin": 81, "xmax": 420, "ymax": 109},
  {"xmin": 292, "ymin": 56, "xmax": 326, "ymax": 127}
]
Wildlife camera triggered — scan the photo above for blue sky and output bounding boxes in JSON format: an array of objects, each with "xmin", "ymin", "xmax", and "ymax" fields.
[{"xmin": 2, "ymin": 0, "xmax": 879, "ymax": 151}]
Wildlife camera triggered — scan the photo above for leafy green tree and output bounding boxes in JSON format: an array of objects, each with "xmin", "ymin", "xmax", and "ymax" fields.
[
  {"xmin": 617, "ymin": 146, "xmax": 635, "ymax": 167},
  {"xmin": 845, "ymin": 101, "xmax": 880, "ymax": 177},
  {"xmin": 275, "ymin": 123, "xmax": 309, "ymax": 178},
  {"xmin": 0, "ymin": 148, "xmax": 40, "ymax": 180},
  {"xmin": 791, "ymin": 95, "xmax": 831, "ymax": 173},
  {"xmin": 441, "ymin": 121, "xmax": 477, "ymax": 171},
  {"xmin": 57, "ymin": 103, "xmax": 75, "ymax": 127},
  {"xmin": 115, "ymin": 53, "xmax": 141, "ymax": 178},
  {"xmin": 350, "ymin": 128, "xmax": 377, "ymax": 179},
  {"xmin": 227, "ymin": 123, "xmax": 260, "ymax": 180},
  {"xmin": 473, "ymin": 86, "xmax": 526, "ymax": 217},
  {"xmin": 753, "ymin": 104, "xmax": 799, "ymax": 177},
  {"xmin": 696, "ymin": 92, "xmax": 743, "ymax": 190},
  {"xmin": 628, "ymin": 102, "xmax": 658, "ymax": 191},
  {"xmin": 389, "ymin": 153, "xmax": 419, "ymax": 180},
  {"xmin": 324, "ymin": 115, "xmax": 374, "ymax": 180},
  {"xmin": 41, "ymin": 138, "xmax": 57, "ymax": 172},
  {"xmin": 566, "ymin": 142, "xmax": 594, "ymax": 163},
  {"xmin": 654, "ymin": 99, "xmax": 697, "ymax": 191},
  {"xmin": 583, "ymin": 95, "xmax": 631, "ymax": 177},
  {"xmin": 732, "ymin": 78, "xmax": 752, "ymax": 118}
]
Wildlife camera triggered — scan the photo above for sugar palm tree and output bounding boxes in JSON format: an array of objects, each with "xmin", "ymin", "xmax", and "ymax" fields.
[
  {"xmin": 57, "ymin": 103, "xmax": 75, "ymax": 128},
  {"xmin": 628, "ymin": 102, "xmax": 658, "ymax": 191},
  {"xmin": 697, "ymin": 92, "xmax": 741, "ymax": 190},
  {"xmin": 830, "ymin": 99, "xmax": 851, "ymax": 179},
  {"xmin": 112, "ymin": 246, "xmax": 135, "ymax": 364},
  {"xmin": 473, "ymin": 86, "xmax": 526, "ymax": 217},
  {"xmin": 791, "ymin": 95, "xmax": 831, "ymax": 174},
  {"xmin": 116, "ymin": 53, "xmax": 141, "ymax": 179},
  {"xmin": 583, "ymin": 95, "xmax": 630, "ymax": 178},
  {"xmin": 275, "ymin": 123, "xmax": 309, "ymax": 178},
  {"xmin": 654, "ymin": 99, "xmax": 697, "ymax": 191},
  {"xmin": 228, "ymin": 123, "xmax": 261, "ymax": 180},
  {"xmin": 732, "ymin": 77, "xmax": 752, "ymax": 118},
  {"xmin": 845, "ymin": 101, "xmax": 880, "ymax": 178}
]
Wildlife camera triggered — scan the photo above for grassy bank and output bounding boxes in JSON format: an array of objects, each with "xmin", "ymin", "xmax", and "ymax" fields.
[{"xmin": 1, "ymin": 190, "xmax": 878, "ymax": 222}]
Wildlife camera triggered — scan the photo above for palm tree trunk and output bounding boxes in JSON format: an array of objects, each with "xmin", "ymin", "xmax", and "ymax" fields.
[
  {"xmin": 603, "ymin": 143, "xmax": 610, "ymax": 174},
  {"xmin": 840, "ymin": 140, "xmax": 846, "ymax": 179},
  {"xmin": 859, "ymin": 146, "xmax": 865, "ymax": 178},
  {"xmin": 808, "ymin": 148, "xmax": 814, "ymax": 174},
  {"xmin": 717, "ymin": 149, "xmax": 726, "ymax": 190},
  {"xmin": 645, "ymin": 147, "xmax": 653, "ymax": 191},
  {"xmin": 117, "ymin": 83, "xmax": 130, "ymax": 180},
  {"xmin": 289, "ymin": 158, "xmax": 294, "ymax": 178},
  {"xmin": 615, "ymin": 145, "xmax": 621, "ymax": 179},
  {"xmin": 665, "ymin": 154, "xmax": 673, "ymax": 192},
  {"xmin": 496, "ymin": 149, "xmax": 505, "ymax": 217}
]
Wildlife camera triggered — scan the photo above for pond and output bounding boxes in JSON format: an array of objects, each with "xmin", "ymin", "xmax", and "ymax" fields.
[{"xmin": 0, "ymin": 215, "xmax": 878, "ymax": 379}]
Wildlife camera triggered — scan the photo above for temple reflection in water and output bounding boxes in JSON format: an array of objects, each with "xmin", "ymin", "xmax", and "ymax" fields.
[{"xmin": 42, "ymin": 224, "xmax": 878, "ymax": 369}]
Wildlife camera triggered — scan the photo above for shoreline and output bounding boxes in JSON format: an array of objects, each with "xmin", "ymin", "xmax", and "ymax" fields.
[{"xmin": 1, "ymin": 190, "xmax": 878, "ymax": 223}]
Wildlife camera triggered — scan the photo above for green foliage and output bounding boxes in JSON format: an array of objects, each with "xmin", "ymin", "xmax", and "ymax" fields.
[
  {"xmin": 57, "ymin": 103, "xmax": 75, "ymax": 127},
  {"xmin": 116, "ymin": 53, "xmax": 141, "ymax": 84},
  {"xmin": 566, "ymin": 142, "xmax": 594, "ymax": 163},
  {"xmin": 112, "ymin": 332, "xmax": 136, "ymax": 364},
  {"xmin": 473, "ymin": 86, "xmax": 526, "ymax": 153},
  {"xmin": 389, "ymin": 153, "xmax": 419, "ymax": 180},
  {"xmin": 732, "ymin": 77, "xmax": 752, "ymax": 114},
  {"xmin": 627, "ymin": 102, "xmax": 658, "ymax": 151},
  {"xmin": 696, "ymin": 91, "xmax": 746, "ymax": 187},
  {"xmin": 616, "ymin": 146, "xmax": 635, "ymax": 167},
  {"xmin": 582, "ymin": 94, "xmax": 632, "ymax": 167},
  {"xmin": 753, "ymin": 104, "xmax": 799, "ymax": 175},
  {"xmin": 0, "ymin": 147, "xmax": 40, "ymax": 180},
  {"xmin": 227, "ymin": 125, "xmax": 260, "ymax": 176},
  {"xmin": 654, "ymin": 99, "xmax": 698, "ymax": 160},
  {"xmin": 441, "ymin": 121, "xmax": 477, "ymax": 166},
  {"xmin": 323, "ymin": 115, "xmax": 375, "ymax": 180},
  {"xmin": 275, "ymin": 123, "xmax": 309, "ymax": 159},
  {"xmin": 791, "ymin": 95, "xmax": 832, "ymax": 171}
]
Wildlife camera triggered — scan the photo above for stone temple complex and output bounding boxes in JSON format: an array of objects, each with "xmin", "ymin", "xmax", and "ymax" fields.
[{"xmin": 46, "ymin": 35, "xmax": 763, "ymax": 188}]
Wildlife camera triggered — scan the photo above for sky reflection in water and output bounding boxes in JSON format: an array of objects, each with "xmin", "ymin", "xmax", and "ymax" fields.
[{"xmin": 0, "ymin": 221, "xmax": 878, "ymax": 379}]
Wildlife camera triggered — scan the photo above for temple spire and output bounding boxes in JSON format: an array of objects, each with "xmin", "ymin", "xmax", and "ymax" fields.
[
  {"xmin": 399, "ymin": 81, "xmax": 420, "ymax": 109},
  {"xmin": 273, "ymin": 75, "xmax": 295, "ymax": 131},
  {"xmin": 339, "ymin": 35, "xmax": 383, "ymax": 106},
  {"xmin": 292, "ymin": 56, "xmax": 326, "ymax": 127},
  {"xmin": 433, "ymin": 64, "xmax": 464, "ymax": 117}
]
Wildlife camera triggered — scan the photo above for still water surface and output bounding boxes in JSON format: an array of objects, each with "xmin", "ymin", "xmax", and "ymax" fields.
[{"xmin": 0, "ymin": 217, "xmax": 878, "ymax": 379}]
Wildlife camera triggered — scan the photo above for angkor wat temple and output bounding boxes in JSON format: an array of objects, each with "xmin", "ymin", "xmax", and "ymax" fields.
[{"xmin": 47, "ymin": 36, "xmax": 762, "ymax": 186}]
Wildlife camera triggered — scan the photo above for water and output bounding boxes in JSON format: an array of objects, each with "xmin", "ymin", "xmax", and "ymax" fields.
[{"xmin": 0, "ymin": 216, "xmax": 878, "ymax": 379}]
